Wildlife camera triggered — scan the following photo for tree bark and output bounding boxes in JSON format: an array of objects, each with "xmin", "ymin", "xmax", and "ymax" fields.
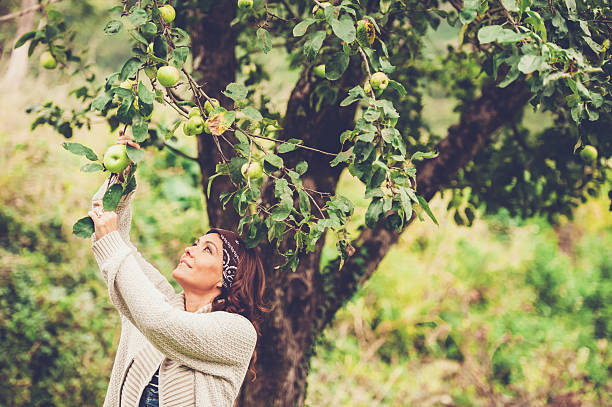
[
  {"xmin": 188, "ymin": 3, "xmax": 240, "ymax": 230},
  {"xmin": 1, "ymin": 0, "xmax": 37, "ymax": 90}
]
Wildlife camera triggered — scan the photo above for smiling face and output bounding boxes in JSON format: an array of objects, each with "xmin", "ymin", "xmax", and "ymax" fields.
[{"xmin": 172, "ymin": 233, "xmax": 224, "ymax": 295}]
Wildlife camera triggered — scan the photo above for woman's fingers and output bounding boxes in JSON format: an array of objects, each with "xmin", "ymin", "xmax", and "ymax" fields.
[{"xmin": 116, "ymin": 134, "xmax": 141, "ymax": 149}]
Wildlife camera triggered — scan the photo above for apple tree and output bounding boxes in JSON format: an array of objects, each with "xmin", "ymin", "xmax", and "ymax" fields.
[{"xmin": 15, "ymin": 0, "xmax": 612, "ymax": 405}]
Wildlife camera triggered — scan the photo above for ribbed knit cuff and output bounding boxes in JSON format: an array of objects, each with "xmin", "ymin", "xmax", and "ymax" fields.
[{"xmin": 92, "ymin": 230, "xmax": 132, "ymax": 265}]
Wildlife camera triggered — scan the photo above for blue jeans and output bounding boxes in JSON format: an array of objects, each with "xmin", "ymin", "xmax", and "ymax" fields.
[{"xmin": 138, "ymin": 383, "xmax": 159, "ymax": 407}]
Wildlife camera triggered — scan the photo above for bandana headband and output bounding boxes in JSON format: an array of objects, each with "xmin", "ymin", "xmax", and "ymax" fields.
[{"xmin": 206, "ymin": 228, "xmax": 243, "ymax": 289}]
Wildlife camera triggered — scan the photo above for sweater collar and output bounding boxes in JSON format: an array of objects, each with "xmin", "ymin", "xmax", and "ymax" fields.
[{"xmin": 176, "ymin": 291, "xmax": 213, "ymax": 314}]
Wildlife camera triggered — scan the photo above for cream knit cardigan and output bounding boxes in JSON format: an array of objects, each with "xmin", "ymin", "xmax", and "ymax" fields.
[{"xmin": 90, "ymin": 180, "xmax": 257, "ymax": 407}]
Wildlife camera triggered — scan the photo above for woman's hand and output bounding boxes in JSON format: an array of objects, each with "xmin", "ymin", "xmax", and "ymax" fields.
[
  {"xmin": 115, "ymin": 130, "xmax": 140, "ymax": 182},
  {"xmin": 88, "ymin": 200, "xmax": 119, "ymax": 240}
]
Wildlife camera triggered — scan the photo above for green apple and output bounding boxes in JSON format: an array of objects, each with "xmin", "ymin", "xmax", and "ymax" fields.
[
  {"xmin": 188, "ymin": 107, "xmax": 202, "ymax": 118},
  {"xmin": 241, "ymin": 161, "xmax": 263, "ymax": 179},
  {"xmin": 40, "ymin": 51, "xmax": 57, "ymax": 70},
  {"xmin": 184, "ymin": 115, "xmax": 205, "ymax": 135},
  {"xmin": 141, "ymin": 22, "xmax": 158, "ymax": 39},
  {"xmin": 580, "ymin": 145, "xmax": 598, "ymax": 162},
  {"xmin": 313, "ymin": 64, "xmax": 326, "ymax": 78},
  {"xmin": 238, "ymin": 0, "xmax": 253, "ymax": 10},
  {"xmin": 356, "ymin": 19, "xmax": 375, "ymax": 48},
  {"xmin": 103, "ymin": 144, "xmax": 130, "ymax": 173},
  {"xmin": 312, "ymin": 1, "xmax": 331, "ymax": 19},
  {"xmin": 204, "ymin": 98, "xmax": 220, "ymax": 114},
  {"xmin": 156, "ymin": 65, "xmax": 180, "ymax": 87},
  {"xmin": 159, "ymin": 5, "xmax": 176, "ymax": 24},
  {"xmin": 203, "ymin": 119, "xmax": 211, "ymax": 134},
  {"xmin": 370, "ymin": 72, "xmax": 389, "ymax": 90}
]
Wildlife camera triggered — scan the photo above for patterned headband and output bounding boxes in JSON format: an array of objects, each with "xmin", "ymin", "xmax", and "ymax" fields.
[{"xmin": 206, "ymin": 228, "xmax": 243, "ymax": 289}]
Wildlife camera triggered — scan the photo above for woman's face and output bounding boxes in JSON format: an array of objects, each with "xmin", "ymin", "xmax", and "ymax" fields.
[{"xmin": 172, "ymin": 233, "xmax": 224, "ymax": 293}]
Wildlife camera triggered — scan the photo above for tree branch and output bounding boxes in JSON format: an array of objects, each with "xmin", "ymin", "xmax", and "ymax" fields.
[
  {"xmin": 318, "ymin": 80, "xmax": 532, "ymax": 330},
  {"xmin": 0, "ymin": 0, "xmax": 61, "ymax": 22}
]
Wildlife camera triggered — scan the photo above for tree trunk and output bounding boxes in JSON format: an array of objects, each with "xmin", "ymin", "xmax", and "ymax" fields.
[
  {"xmin": 1, "ymin": 0, "xmax": 36, "ymax": 89},
  {"xmin": 189, "ymin": 3, "xmax": 240, "ymax": 229}
]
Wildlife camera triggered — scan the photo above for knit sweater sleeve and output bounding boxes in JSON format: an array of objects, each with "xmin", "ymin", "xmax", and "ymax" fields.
[
  {"xmin": 92, "ymin": 232, "xmax": 258, "ymax": 377},
  {"xmin": 90, "ymin": 178, "xmax": 176, "ymax": 299}
]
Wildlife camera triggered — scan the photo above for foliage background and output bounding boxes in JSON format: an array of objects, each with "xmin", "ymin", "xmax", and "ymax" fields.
[{"xmin": 1, "ymin": 1, "xmax": 611, "ymax": 406}]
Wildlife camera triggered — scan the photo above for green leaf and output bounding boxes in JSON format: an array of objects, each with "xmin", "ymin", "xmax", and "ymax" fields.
[
  {"xmin": 278, "ymin": 140, "xmax": 300, "ymax": 153},
  {"xmin": 478, "ymin": 25, "xmax": 527, "ymax": 44},
  {"xmin": 14, "ymin": 31, "xmax": 36, "ymax": 49},
  {"xmin": 293, "ymin": 18, "xmax": 315, "ymax": 37},
  {"xmin": 256, "ymin": 28, "xmax": 272, "ymax": 54},
  {"xmin": 221, "ymin": 111, "xmax": 236, "ymax": 129},
  {"xmin": 299, "ymin": 190, "xmax": 310, "ymax": 215},
  {"xmin": 340, "ymin": 86, "xmax": 366, "ymax": 107},
  {"xmin": 131, "ymin": 115, "xmax": 148, "ymax": 142},
  {"xmin": 223, "ymin": 82, "xmax": 248, "ymax": 102},
  {"xmin": 264, "ymin": 154, "xmax": 284, "ymax": 170},
  {"xmin": 170, "ymin": 27, "xmax": 191, "ymax": 47},
  {"xmin": 92, "ymin": 91, "xmax": 113, "ymax": 111},
  {"xmin": 171, "ymin": 47, "xmax": 189, "ymax": 68},
  {"xmin": 62, "ymin": 142, "xmax": 98, "ymax": 161},
  {"xmin": 325, "ymin": 51, "xmax": 350, "ymax": 81},
  {"xmin": 73, "ymin": 216, "xmax": 95, "ymax": 238},
  {"xmin": 500, "ymin": 0, "xmax": 518, "ymax": 11},
  {"xmin": 365, "ymin": 198, "xmax": 384, "ymax": 228},
  {"xmin": 129, "ymin": 29, "xmax": 149, "ymax": 44},
  {"xmin": 304, "ymin": 31, "xmax": 326, "ymax": 61},
  {"xmin": 388, "ymin": 80, "xmax": 407, "ymax": 96},
  {"xmin": 104, "ymin": 20, "xmax": 123, "ymax": 35},
  {"xmin": 330, "ymin": 148, "xmax": 353, "ymax": 167},
  {"xmin": 363, "ymin": 109, "xmax": 380, "ymax": 122},
  {"xmin": 138, "ymin": 81, "xmax": 155, "ymax": 104},
  {"xmin": 330, "ymin": 14, "xmax": 356, "ymax": 44},
  {"xmin": 103, "ymin": 184, "xmax": 124, "ymax": 211},
  {"xmin": 206, "ymin": 173, "xmax": 222, "ymax": 198},
  {"xmin": 241, "ymin": 106, "xmax": 263, "ymax": 122},
  {"xmin": 80, "ymin": 163, "xmax": 103, "ymax": 172},
  {"xmin": 517, "ymin": 54, "xmax": 545, "ymax": 74},
  {"xmin": 416, "ymin": 195, "xmax": 438, "ymax": 226},
  {"xmin": 272, "ymin": 195, "xmax": 293, "ymax": 221},
  {"xmin": 460, "ymin": 0, "xmax": 478, "ymax": 24},
  {"xmin": 411, "ymin": 150, "xmax": 439, "ymax": 160},
  {"xmin": 399, "ymin": 188, "xmax": 413, "ymax": 221},
  {"xmin": 126, "ymin": 144, "xmax": 144, "ymax": 163},
  {"xmin": 296, "ymin": 161, "xmax": 308, "ymax": 175},
  {"xmin": 358, "ymin": 132, "xmax": 375, "ymax": 142},
  {"xmin": 119, "ymin": 57, "xmax": 142, "ymax": 81},
  {"xmin": 129, "ymin": 8, "xmax": 148, "ymax": 26},
  {"xmin": 81, "ymin": 163, "xmax": 104, "ymax": 172}
]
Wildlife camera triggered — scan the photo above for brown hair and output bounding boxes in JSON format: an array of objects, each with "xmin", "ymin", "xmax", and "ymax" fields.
[{"xmin": 209, "ymin": 231, "xmax": 271, "ymax": 382}]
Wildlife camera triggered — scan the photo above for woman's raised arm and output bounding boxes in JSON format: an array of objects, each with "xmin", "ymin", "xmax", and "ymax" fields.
[{"xmin": 91, "ymin": 133, "xmax": 175, "ymax": 299}]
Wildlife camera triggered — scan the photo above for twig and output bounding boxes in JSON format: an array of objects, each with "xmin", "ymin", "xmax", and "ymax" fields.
[
  {"xmin": 247, "ymin": 131, "xmax": 337, "ymax": 156},
  {"xmin": 279, "ymin": 0, "xmax": 298, "ymax": 20},
  {"xmin": 0, "ymin": 0, "xmax": 61, "ymax": 22},
  {"xmin": 162, "ymin": 141, "xmax": 198, "ymax": 161}
]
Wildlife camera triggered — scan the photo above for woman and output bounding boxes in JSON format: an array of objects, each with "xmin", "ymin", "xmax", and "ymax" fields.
[{"xmin": 88, "ymin": 134, "xmax": 268, "ymax": 407}]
